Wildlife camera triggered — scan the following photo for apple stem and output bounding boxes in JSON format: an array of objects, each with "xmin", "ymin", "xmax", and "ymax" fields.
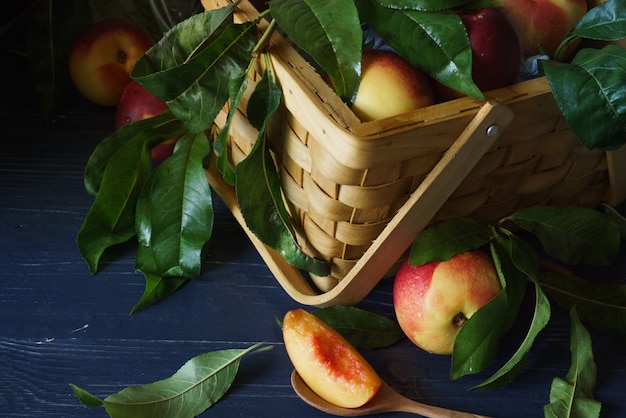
[{"xmin": 453, "ymin": 313, "xmax": 468, "ymax": 328}]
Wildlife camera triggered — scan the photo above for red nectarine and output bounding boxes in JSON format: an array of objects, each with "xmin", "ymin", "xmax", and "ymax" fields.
[
  {"xmin": 68, "ymin": 18, "xmax": 154, "ymax": 106},
  {"xmin": 393, "ymin": 251, "xmax": 502, "ymax": 355},
  {"xmin": 115, "ymin": 80, "xmax": 177, "ymax": 162},
  {"xmin": 434, "ymin": 8, "xmax": 522, "ymax": 101},
  {"xmin": 461, "ymin": 8, "xmax": 521, "ymax": 92},
  {"xmin": 494, "ymin": 0, "xmax": 587, "ymax": 58}
]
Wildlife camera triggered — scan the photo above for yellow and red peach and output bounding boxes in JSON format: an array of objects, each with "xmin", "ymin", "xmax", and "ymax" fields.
[
  {"xmin": 493, "ymin": 0, "xmax": 587, "ymax": 58},
  {"xmin": 393, "ymin": 251, "xmax": 502, "ymax": 355},
  {"xmin": 282, "ymin": 309, "xmax": 382, "ymax": 408},
  {"xmin": 68, "ymin": 18, "xmax": 154, "ymax": 106},
  {"xmin": 351, "ymin": 49, "xmax": 435, "ymax": 121}
]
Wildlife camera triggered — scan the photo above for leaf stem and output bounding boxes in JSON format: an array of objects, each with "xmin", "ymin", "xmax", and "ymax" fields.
[
  {"xmin": 247, "ymin": 341, "xmax": 274, "ymax": 355},
  {"xmin": 253, "ymin": 13, "xmax": 276, "ymax": 56},
  {"xmin": 553, "ymin": 33, "xmax": 578, "ymax": 62}
]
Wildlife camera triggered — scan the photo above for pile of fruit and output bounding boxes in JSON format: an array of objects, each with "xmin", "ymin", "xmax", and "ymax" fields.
[
  {"xmin": 332, "ymin": 0, "xmax": 590, "ymax": 121},
  {"xmin": 66, "ymin": 0, "xmax": 626, "ymax": 311},
  {"xmin": 55, "ymin": 1, "xmax": 626, "ymax": 417}
]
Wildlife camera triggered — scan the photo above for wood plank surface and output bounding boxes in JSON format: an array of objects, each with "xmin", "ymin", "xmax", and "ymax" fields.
[{"xmin": 2, "ymin": 10, "xmax": 626, "ymax": 418}]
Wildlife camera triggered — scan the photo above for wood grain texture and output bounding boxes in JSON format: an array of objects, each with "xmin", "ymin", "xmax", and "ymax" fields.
[{"xmin": 2, "ymin": 13, "xmax": 626, "ymax": 418}]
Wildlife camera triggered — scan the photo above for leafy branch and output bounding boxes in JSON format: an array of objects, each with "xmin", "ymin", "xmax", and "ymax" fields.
[
  {"xmin": 543, "ymin": 0, "xmax": 626, "ymax": 150},
  {"xmin": 407, "ymin": 205, "xmax": 626, "ymax": 417},
  {"xmin": 77, "ymin": 3, "xmax": 329, "ymax": 312},
  {"xmin": 71, "ymin": 342, "xmax": 273, "ymax": 418},
  {"xmin": 75, "ymin": 0, "xmax": 626, "ymax": 312},
  {"xmin": 544, "ymin": 307, "xmax": 601, "ymax": 418}
]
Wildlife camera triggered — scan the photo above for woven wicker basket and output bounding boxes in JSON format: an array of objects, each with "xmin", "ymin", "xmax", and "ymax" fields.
[{"xmin": 203, "ymin": 0, "xmax": 626, "ymax": 307}]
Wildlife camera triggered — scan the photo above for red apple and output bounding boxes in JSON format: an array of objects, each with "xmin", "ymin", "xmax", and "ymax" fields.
[
  {"xmin": 493, "ymin": 0, "xmax": 588, "ymax": 58},
  {"xmin": 461, "ymin": 8, "xmax": 521, "ymax": 92},
  {"xmin": 351, "ymin": 49, "xmax": 435, "ymax": 121},
  {"xmin": 68, "ymin": 18, "xmax": 155, "ymax": 106},
  {"xmin": 434, "ymin": 7, "xmax": 522, "ymax": 101},
  {"xmin": 393, "ymin": 250, "xmax": 502, "ymax": 355},
  {"xmin": 116, "ymin": 80, "xmax": 178, "ymax": 162}
]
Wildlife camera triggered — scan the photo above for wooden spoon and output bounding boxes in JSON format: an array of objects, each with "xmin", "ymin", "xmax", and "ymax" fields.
[{"xmin": 291, "ymin": 370, "xmax": 490, "ymax": 418}]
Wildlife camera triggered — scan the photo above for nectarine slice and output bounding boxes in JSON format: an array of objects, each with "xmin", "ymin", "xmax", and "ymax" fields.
[{"xmin": 282, "ymin": 309, "xmax": 382, "ymax": 408}]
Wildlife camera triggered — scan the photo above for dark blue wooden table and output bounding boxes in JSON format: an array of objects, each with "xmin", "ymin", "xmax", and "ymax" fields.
[{"xmin": 2, "ymin": 14, "xmax": 626, "ymax": 418}]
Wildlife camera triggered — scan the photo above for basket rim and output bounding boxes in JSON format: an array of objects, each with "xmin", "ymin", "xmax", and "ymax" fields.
[{"xmin": 217, "ymin": 0, "xmax": 555, "ymax": 140}]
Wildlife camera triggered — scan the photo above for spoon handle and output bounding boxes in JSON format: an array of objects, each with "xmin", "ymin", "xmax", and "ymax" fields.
[{"xmin": 393, "ymin": 393, "xmax": 490, "ymax": 418}]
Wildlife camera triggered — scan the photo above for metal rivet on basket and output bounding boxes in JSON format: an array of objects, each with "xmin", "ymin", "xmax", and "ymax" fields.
[{"xmin": 486, "ymin": 124, "xmax": 500, "ymax": 137}]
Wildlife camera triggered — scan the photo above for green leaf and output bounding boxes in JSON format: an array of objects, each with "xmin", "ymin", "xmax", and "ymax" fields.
[
  {"xmin": 215, "ymin": 72, "xmax": 250, "ymax": 186},
  {"xmin": 506, "ymin": 206, "xmax": 621, "ymax": 266},
  {"xmin": 570, "ymin": 0, "xmax": 626, "ymax": 42},
  {"xmin": 131, "ymin": 274, "xmax": 189, "ymax": 314},
  {"xmin": 539, "ymin": 271, "xmax": 626, "ymax": 346},
  {"xmin": 544, "ymin": 307, "xmax": 601, "ymax": 418},
  {"xmin": 473, "ymin": 282, "xmax": 551, "ymax": 391},
  {"xmin": 135, "ymin": 132, "xmax": 214, "ymax": 278},
  {"xmin": 542, "ymin": 46, "xmax": 626, "ymax": 151},
  {"xmin": 601, "ymin": 204, "xmax": 626, "ymax": 240},
  {"xmin": 409, "ymin": 218, "xmax": 491, "ymax": 265},
  {"xmin": 246, "ymin": 67, "xmax": 284, "ymax": 131},
  {"xmin": 71, "ymin": 343, "xmax": 272, "ymax": 418},
  {"xmin": 270, "ymin": 0, "xmax": 362, "ymax": 102},
  {"xmin": 554, "ymin": 0, "xmax": 626, "ymax": 61},
  {"xmin": 471, "ymin": 235, "xmax": 551, "ymax": 391},
  {"xmin": 450, "ymin": 236, "xmax": 528, "ymax": 380},
  {"xmin": 505, "ymin": 232, "xmax": 542, "ymax": 281},
  {"xmin": 371, "ymin": 0, "xmax": 483, "ymax": 11},
  {"xmin": 358, "ymin": 0, "xmax": 481, "ymax": 99},
  {"xmin": 77, "ymin": 133, "xmax": 154, "ymax": 274},
  {"xmin": 132, "ymin": 7, "xmax": 257, "ymax": 133},
  {"xmin": 493, "ymin": 234, "xmax": 533, "ymax": 333},
  {"xmin": 70, "ymin": 384, "xmax": 104, "ymax": 408},
  {"xmin": 84, "ymin": 111, "xmax": 185, "ymax": 196},
  {"xmin": 235, "ymin": 72, "xmax": 330, "ymax": 276},
  {"xmin": 27, "ymin": 0, "xmax": 92, "ymax": 116},
  {"xmin": 312, "ymin": 305, "xmax": 405, "ymax": 349}
]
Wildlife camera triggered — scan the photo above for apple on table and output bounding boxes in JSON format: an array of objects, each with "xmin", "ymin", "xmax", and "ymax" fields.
[
  {"xmin": 68, "ymin": 18, "xmax": 155, "ymax": 106},
  {"xmin": 393, "ymin": 250, "xmax": 502, "ymax": 355}
]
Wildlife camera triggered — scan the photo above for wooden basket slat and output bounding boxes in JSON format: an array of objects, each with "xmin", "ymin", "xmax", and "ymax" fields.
[{"xmin": 203, "ymin": 0, "xmax": 625, "ymax": 305}]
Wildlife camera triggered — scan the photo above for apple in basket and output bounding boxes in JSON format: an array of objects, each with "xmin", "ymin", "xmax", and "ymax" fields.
[
  {"xmin": 434, "ymin": 7, "xmax": 522, "ymax": 101},
  {"xmin": 350, "ymin": 49, "xmax": 436, "ymax": 122},
  {"xmin": 493, "ymin": 0, "xmax": 588, "ymax": 58},
  {"xmin": 115, "ymin": 80, "xmax": 178, "ymax": 162},
  {"xmin": 68, "ymin": 18, "xmax": 155, "ymax": 106},
  {"xmin": 393, "ymin": 251, "xmax": 502, "ymax": 355},
  {"xmin": 282, "ymin": 309, "xmax": 383, "ymax": 408}
]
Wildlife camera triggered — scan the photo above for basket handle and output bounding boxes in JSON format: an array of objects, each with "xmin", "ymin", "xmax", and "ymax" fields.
[{"xmin": 207, "ymin": 100, "xmax": 515, "ymax": 306}]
